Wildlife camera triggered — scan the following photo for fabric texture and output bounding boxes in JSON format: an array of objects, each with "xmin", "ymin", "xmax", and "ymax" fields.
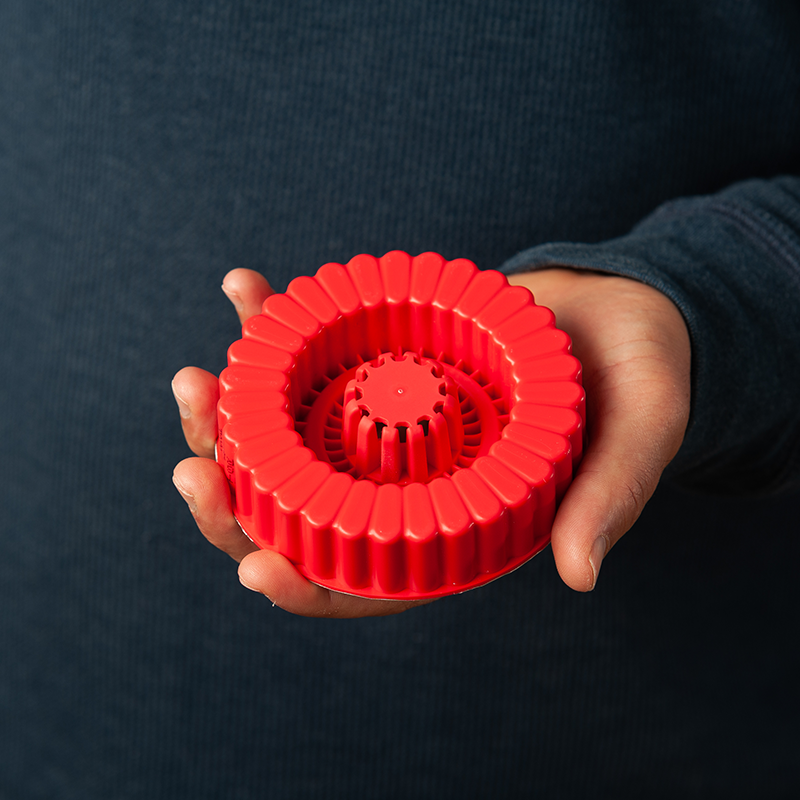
[{"xmin": 1, "ymin": 1, "xmax": 799, "ymax": 797}]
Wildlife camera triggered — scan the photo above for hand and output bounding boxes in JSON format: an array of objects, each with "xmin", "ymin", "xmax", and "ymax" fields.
[
  {"xmin": 173, "ymin": 266, "xmax": 691, "ymax": 613},
  {"xmin": 507, "ymin": 268, "xmax": 691, "ymax": 591},
  {"xmin": 172, "ymin": 269, "xmax": 432, "ymax": 618}
]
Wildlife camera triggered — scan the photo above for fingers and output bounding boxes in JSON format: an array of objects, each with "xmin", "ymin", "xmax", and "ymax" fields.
[
  {"xmin": 173, "ymin": 455, "xmax": 431, "ymax": 617},
  {"xmin": 238, "ymin": 550, "xmax": 433, "ymax": 618},
  {"xmin": 172, "ymin": 456, "xmax": 258, "ymax": 563},
  {"xmin": 172, "ymin": 367, "xmax": 220, "ymax": 458},
  {"xmin": 177, "ymin": 268, "xmax": 432, "ymax": 617},
  {"xmin": 173, "ymin": 270, "xmax": 273, "ymax": 456},
  {"xmin": 221, "ymin": 268, "xmax": 276, "ymax": 324}
]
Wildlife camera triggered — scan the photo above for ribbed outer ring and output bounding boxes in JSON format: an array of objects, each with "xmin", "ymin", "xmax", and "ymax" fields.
[{"xmin": 217, "ymin": 251, "xmax": 585, "ymax": 599}]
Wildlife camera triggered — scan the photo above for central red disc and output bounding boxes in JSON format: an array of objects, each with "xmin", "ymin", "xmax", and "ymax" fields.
[
  {"xmin": 353, "ymin": 352, "xmax": 445, "ymax": 427},
  {"xmin": 342, "ymin": 352, "xmax": 464, "ymax": 483}
]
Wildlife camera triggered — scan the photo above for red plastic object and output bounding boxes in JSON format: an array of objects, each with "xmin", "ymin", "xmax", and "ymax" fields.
[{"xmin": 217, "ymin": 251, "xmax": 584, "ymax": 599}]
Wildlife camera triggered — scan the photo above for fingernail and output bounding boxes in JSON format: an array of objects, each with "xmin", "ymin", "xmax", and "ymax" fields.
[
  {"xmin": 588, "ymin": 535, "xmax": 609, "ymax": 591},
  {"xmin": 221, "ymin": 284, "xmax": 244, "ymax": 313},
  {"xmin": 171, "ymin": 381, "xmax": 191, "ymax": 419},
  {"xmin": 238, "ymin": 573, "xmax": 258, "ymax": 592},
  {"xmin": 238, "ymin": 574, "xmax": 274, "ymax": 605},
  {"xmin": 172, "ymin": 475, "xmax": 198, "ymax": 514}
]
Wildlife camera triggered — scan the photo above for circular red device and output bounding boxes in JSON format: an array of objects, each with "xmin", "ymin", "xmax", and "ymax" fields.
[{"xmin": 217, "ymin": 251, "xmax": 584, "ymax": 599}]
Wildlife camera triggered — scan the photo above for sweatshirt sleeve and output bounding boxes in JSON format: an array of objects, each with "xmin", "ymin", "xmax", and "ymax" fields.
[{"xmin": 501, "ymin": 176, "xmax": 800, "ymax": 496}]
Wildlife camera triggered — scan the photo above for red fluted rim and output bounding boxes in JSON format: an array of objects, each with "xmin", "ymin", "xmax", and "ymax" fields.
[{"xmin": 216, "ymin": 251, "xmax": 585, "ymax": 599}]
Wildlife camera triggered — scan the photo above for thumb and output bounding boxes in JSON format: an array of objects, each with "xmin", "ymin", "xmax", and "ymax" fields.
[
  {"xmin": 550, "ymin": 376, "xmax": 689, "ymax": 592},
  {"xmin": 221, "ymin": 268, "xmax": 276, "ymax": 324}
]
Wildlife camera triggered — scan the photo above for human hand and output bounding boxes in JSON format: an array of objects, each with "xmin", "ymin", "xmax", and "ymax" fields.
[
  {"xmin": 173, "ymin": 265, "xmax": 690, "ymax": 613},
  {"xmin": 507, "ymin": 268, "xmax": 691, "ymax": 591},
  {"xmin": 172, "ymin": 269, "xmax": 432, "ymax": 617}
]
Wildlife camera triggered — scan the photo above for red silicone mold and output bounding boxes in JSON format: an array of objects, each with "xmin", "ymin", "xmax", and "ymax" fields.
[{"xmin": 217, "ymin": 251, "xmax": 584, "ymax": 599}]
